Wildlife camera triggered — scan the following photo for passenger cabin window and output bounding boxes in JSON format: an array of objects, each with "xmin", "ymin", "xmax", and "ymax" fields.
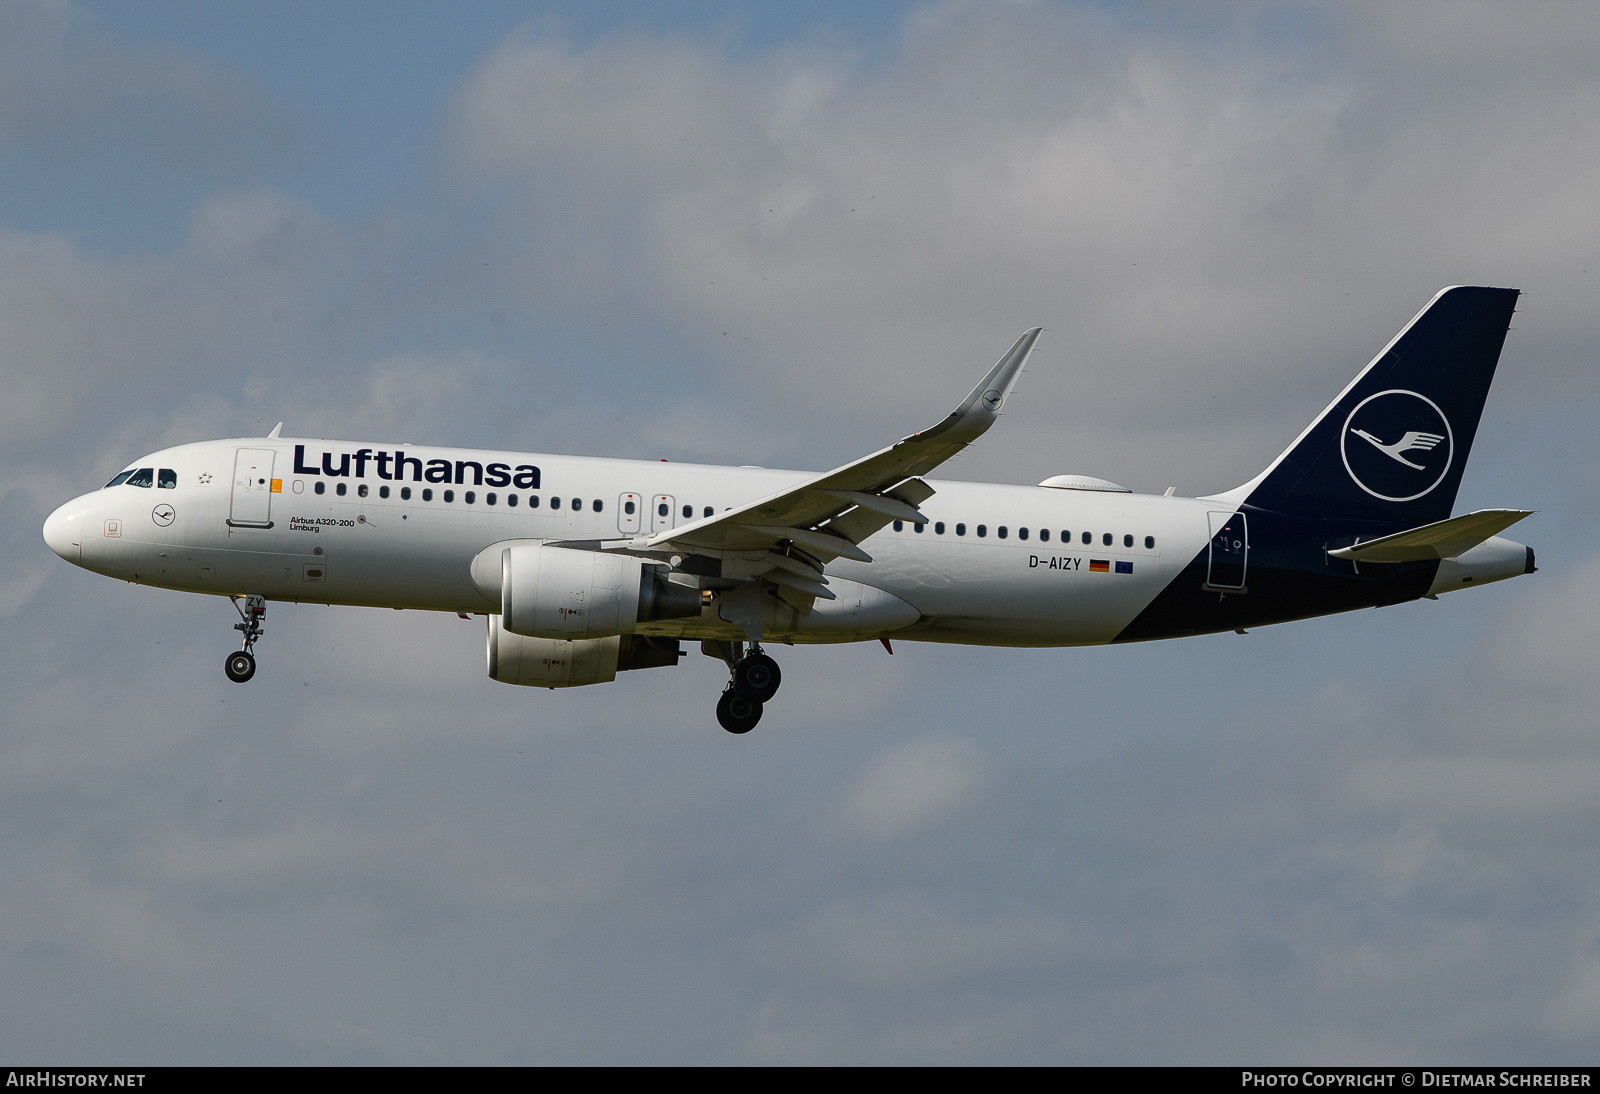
[
  {"xmin": 593, "ymin": 499, "xmax": 603, "ymax": 512},
  {"xmin": 914, "ymin": 523, "xmax": 924, "ymax": 533},
  {"xmin": 358, "ymin": 484, "xmax": 368, "ymax": 497},
  {"xmin": 1124, "ymin": 534, "xmax": 1133, "ymax": 548},
  {"xmin": 1102, "ymin": 532, "xmax": 1112, "ymax": 546},
  {"xmin": 551, "ymin": 497, "xmax": 561, "ymax": 510},
  {"xmin": 486, "ymin": 493, "xmax": 497, "ymax": 505},
  {"xmin": 1040, "ymin": 529, "xmax": 1049, "ymax": 541},
  {"xmin": 703, "ymin": 506, "xmax": 713, "ymax": 518},
  {"xmin": 444, "ymin": 490, "xmax": 455, "ymax": 502},
  {"xmin": 315, "ymin": 481, "xmax": 325, "ymax": 495},
  {"xmin": 977, "ymin": 525, "xmax": 987, "ymax": 537},
  {"xmin": 625, "ymin": 500, "xmax": 636, "ymax": 515},
  {"xmin": 893, "ymin": 520, "xmax": 903, "ymax": 531},
  {"xmin": 507, "ymin": 494, "xmax": 517, "ymax": 507},
  {"xmin": 682, "ymin": 504, "xmax": 692, "ymax": 518},
  {"xmin": 658, "ymin": 502, "xmax": 669, "ymax": 517},
  {"xmin": 465, "ymin": 491, "xmax": 475, "ymax": 504},
  {"xmin": 157, "ymin": 469, "xmax": 177, "ymax": 489},
  {"xmin": 956, "ymin": 523, "xmax": 966, "ymax": 536},
  {"xmin": 379, "ymin": 485, "xmax": 390, "ymax": 499},
  {"xmin": 400, "ymin": 487, "xmax": 411, "ymax": 500},
  {"xmin": 422, "ymin": 488, "xmax": 433, "ymax": 501},
  {"xmin": 935, "ymin": 522, "xmax": 945, "ymax": 534},
  {"xmin": 336, "ymin": 483, "xmax": 347, "ymax": 496},
  {"xmin": 529, "ymin": 495, "xmax": 540, "ymax": 508},
  {"xmin": 126, "ymin": 468, "xmax": 155, "ymax": 488},
  {"xmin": 998, "ymin": 526, "xmax": 1008, "ymax": 539},
  {"xmin": 1081, "ymin": 531, "xmax": 1091, "ymax": 545},
  {"xmin": 1145, "ymin": 535, "xmax": 1155, "ymax": 549},
  {"xmin": 1018, "ymin": 527, "xmax": 1028, "ymax": 540},
  {"xmin": 105, "ymin": 470, "xmax": 135, "ymax": 488}
]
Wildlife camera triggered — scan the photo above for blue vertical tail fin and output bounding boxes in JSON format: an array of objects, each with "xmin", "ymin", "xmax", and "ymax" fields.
[{"xmin": 1224, "ymin": 286, "xmax": 1519, "ymax": 526}]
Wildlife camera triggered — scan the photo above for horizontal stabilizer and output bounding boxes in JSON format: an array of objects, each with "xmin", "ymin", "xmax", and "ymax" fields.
[{"xmin": 1328, "ymin": 509, "xmax": 1532, "ymax": 563}]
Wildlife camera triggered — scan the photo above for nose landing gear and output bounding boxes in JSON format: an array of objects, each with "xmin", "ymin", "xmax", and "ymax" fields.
[
  {"xmin": 704, "ymin": 640, "xmax": 783, "ymax": 733},
  {"xmin": 225, "ymin": 594, "xmax": 266, "ymax": 683}
]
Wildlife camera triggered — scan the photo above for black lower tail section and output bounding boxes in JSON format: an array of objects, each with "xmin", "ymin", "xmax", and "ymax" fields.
[{"xmin": 1241, "ymin": 286, "xmax": 1518, "ymax": 525}]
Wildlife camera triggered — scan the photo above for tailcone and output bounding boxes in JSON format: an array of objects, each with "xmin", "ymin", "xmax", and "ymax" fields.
[{"xmin": 1429, "ymin": 536, "xmax": 1531, "ymax": 596}]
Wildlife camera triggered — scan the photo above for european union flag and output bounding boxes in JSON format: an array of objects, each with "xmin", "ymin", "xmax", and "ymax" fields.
[{"xmin": 1115, "ymin": 560, "xmax": 1134, "ymax": 574}]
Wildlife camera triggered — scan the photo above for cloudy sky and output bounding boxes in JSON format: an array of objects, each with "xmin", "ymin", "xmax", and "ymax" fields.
[{"xmin": 4, "ymin": 0, "xmax": 1599, "ymax": 1064}]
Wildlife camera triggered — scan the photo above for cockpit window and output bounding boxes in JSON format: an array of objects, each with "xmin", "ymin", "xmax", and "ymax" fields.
[
  {"xmin": 157, "ymin": 469, "xmax": 177, "ymax": 489},
  {"xmin": 104, "ymin": 470, "xmax": 136, "ymax": 488},
  {"xmin": 125, "ymin": 468, "xmax": 155, "ymax": 488}
]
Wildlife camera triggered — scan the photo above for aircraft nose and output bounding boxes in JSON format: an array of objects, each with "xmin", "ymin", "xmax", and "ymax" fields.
[{"xmin": 42, "ymin": 498, "xmax": 84, "ymax": 564}]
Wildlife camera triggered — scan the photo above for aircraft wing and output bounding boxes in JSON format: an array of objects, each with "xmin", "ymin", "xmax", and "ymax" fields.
[
  {"xmin": 627, "ymin": 328, "xmax": 1043, "ymax": 576},
  {"xmin": 1328, "ymin": 508, "xmax": 1533, "ymax": 564}
]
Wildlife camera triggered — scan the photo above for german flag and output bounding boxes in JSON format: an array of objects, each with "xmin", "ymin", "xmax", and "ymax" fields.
[{"xmin": 1089, "ymin": 559, "xmax": 1110, "ymax": 572}]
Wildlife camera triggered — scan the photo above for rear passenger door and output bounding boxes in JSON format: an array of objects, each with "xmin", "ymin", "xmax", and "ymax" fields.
[{"xmin": 1206, "ymin": 511, "xmax": 1248, "ymax": 590}]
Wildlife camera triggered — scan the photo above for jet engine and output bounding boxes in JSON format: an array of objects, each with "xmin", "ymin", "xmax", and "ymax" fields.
[
  {"xmin": 488, "ymin": 543, "xmax": 702, "ymax": 640},
  {"xmin": 488, "ymin": 614, "xmax": 685, "ymax": 688}
]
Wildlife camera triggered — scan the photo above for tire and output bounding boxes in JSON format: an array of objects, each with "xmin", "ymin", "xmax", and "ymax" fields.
[
  {"xmin": 716, "ymin": 688, "xmax": 763, "ymax": 734},
  {"xmin": 733, "ymin": 653, "xmax": 781, "ymax": 704},
  {"xmin": 224, "ymin": 650, "xmax": 256, "ymax": 683}
]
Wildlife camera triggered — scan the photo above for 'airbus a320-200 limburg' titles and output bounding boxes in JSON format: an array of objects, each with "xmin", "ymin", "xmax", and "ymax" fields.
[{"xmin": 43, "ymin": 287, "xmax": 1534, "ymax": 732}]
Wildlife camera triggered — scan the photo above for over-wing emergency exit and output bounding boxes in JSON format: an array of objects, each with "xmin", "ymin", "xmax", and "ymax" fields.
[{"xmin": 43, "ymin": 287, "xmax": 1533, "ymax": 732}]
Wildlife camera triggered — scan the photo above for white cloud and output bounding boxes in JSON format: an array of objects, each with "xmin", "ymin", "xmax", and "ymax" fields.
[
  {"xmin": 838, "ymin": 736, "xmax": 988, "ymax": 839},
  {"xmin": 0, "ymin": 0, "xmax": 282, "ymax": 171}
]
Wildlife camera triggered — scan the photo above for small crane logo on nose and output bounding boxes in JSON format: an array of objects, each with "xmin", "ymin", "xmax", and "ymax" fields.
[{"xmin": 152, "ymin": 504, "xmax": 176, "ymax": 527}]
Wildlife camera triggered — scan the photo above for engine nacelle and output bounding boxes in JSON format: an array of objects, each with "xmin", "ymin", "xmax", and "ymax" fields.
[
  {"xmin": 487, "ymin": 615, "xmax": 686, "ymax": 689},
  {"xmin": 484, "ymin": 543, "xmax": 701, "ymax": 640},
  {"xmin": 488, "ymin": 615, "xmax": 620, "ymax": 687}
]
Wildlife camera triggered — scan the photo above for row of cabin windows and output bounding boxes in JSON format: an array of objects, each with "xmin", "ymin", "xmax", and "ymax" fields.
[
  {"xmin": 306, "ymin": 480, "xmax": 602, "ymax": 510},
  {"xmin": 301, "ymin": 483, "xmax": 723, "ymax": 518},
  {"xmin": 106, "ymin": 468, "xmax": 176, "ymax": 489},
  {"xmin": 892, "ymin": 520, "xmax": 1155, "ymax": 550}
]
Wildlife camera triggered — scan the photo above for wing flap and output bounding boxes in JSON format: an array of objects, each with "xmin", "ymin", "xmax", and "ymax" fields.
[{"xmin": 1328, "ymin": 509, "xmax": 1533, "ymax": 563}]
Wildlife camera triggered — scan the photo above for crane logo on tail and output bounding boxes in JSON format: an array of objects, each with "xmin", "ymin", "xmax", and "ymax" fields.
[
  {"xmin": 1349, "ymin": 428, "xmax": 1445, "ymax": 470},
  {"xmin": 1340, "ymin": 390, "xmax": 1454, "ymax": 502}
]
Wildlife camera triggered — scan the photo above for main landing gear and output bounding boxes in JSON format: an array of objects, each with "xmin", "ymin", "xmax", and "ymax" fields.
[
  {"xmin": 224, "ymin": 594, "xmax": 266, "ymax": 683},
  {"xmin": 705, "ymin": 641, "xmax": 783, "ymax": 734}
]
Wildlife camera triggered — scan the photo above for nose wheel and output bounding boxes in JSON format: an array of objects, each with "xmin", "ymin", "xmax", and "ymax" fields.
[
  {"xmin": 224, "ymin": 649, "xmax": 256, "ymax": 683},
  {"xmin": 226, "ymin": 594, "xmax": 267, "ymax": 684}
]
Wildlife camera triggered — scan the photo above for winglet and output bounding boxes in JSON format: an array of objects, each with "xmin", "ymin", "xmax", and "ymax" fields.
[
  {"xmin": 267, "ymin": 422, "xmax": 284, "ymax": 439},
  {"xmin": 911, "ymin": 327, "xmax": 1043, "ymax": 446}
]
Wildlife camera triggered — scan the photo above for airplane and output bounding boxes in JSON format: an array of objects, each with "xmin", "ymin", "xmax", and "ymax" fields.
[{"xmin": 42, "ymin": 286, "xmax": 1534, "ymax": 733}]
